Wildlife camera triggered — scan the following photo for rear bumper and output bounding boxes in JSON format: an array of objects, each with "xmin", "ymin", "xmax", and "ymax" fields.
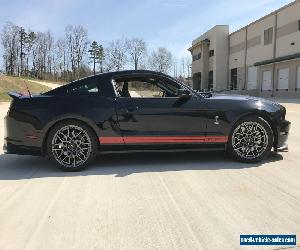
[
  {"xmin": 3, "ymin": 113, "xmax": 43, "ymax": 156},
  {"xmin": 3, "ymin": 142, "xmax": 42, "ymax": 156},
  {"xmin": 275, "ymin": 119, "xmax": 290, "ymax": 151}
]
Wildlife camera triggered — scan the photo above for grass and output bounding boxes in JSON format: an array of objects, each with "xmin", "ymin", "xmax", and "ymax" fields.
[{"xmin": 0, "ymin": 75, "xmax": 51, "ymax": 102}]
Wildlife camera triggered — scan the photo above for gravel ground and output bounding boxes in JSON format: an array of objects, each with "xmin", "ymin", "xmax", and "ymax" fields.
[{"xmin": 0, "ymin": 100, "xmax": 299, "ymax": 250}]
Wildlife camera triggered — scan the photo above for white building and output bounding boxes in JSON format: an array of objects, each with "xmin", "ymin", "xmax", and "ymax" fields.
[{"xmin": 189, "ymin": 0, "xmax": 300, "ymax": 97}]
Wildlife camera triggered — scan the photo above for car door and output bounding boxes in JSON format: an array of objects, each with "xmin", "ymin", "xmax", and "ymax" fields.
[{"xmin": 114, "ymin": 74, "xmax": 208, "ymax": 146}]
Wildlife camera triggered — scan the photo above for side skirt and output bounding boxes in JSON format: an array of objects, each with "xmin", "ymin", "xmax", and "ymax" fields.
[{"xmin": 98, "ymin": 144, "xmax": 226, "ymax": 155}]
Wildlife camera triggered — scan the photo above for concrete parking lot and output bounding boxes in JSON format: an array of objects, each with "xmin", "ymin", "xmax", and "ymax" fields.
[{"xmin": 0, "ymin": 100, "xmax": 300, "ymax": 250}]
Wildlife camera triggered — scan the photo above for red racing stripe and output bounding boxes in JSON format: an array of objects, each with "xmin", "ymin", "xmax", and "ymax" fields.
[
  {"xmin": 99, "ymin": 136, "xmax": 228, "ymax": 144},
  {"xmin": 99, "ymin": 137, "xmax": 124, "ymax": 144}
]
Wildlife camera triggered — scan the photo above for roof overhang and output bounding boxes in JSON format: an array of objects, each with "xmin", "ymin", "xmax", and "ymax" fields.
[
  {"xmin": 254, "ymin": 52, "xmax": 300, "ymax": 66},
  {"xmin": 188, "ymin": 39, "xmax": 210, "ymax": 52},
  {"xmin": 188, "ymin": 42, "xmax": 201, "ymax": 52}
]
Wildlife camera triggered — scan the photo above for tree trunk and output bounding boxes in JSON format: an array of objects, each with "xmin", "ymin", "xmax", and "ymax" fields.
[
  {"xmin": 134, "ymin": 54, "xmax": 137, "ymax": 70},
  {"xmin": 5, "ymin": 55, "xmax": 8, "ymax": 74},
  {"xmin": 93, "ymin": 56, "xmax": 95, "ymax": 75},
  {"xmin": 26, "ymin": 57, "xmax": 29, "ymax": 76}
]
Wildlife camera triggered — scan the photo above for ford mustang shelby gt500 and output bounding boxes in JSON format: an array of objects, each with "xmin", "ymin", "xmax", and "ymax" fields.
[{"xmin": 4, "ymin": 70, "xmax": 290, "ymax": 171}]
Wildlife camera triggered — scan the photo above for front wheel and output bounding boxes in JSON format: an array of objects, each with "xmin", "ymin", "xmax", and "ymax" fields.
[
  {"xmin": 47, "ymin": 120, "xmax": 97, "ymax": 171},
  {"xmin": 228, "ymin": 116, "xmax": 273, "ymax": 163}
]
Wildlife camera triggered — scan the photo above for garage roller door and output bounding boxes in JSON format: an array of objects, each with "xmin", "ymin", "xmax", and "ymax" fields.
[
  {"xmin": 262, "ymin": 71, "xmax": 271, "ymax": 91},
  {"xmin": 278, "ymin": 68, "xmax": 289, "ymax": 90},
  {"xmin": 247, "ymin": 66, "xmax": 257, "ymax": 90}
]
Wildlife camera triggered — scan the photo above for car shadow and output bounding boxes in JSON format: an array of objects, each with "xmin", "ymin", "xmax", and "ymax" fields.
[{"xmin": 0, "ymin": 150, "xmax": 284, "ymax": 180}]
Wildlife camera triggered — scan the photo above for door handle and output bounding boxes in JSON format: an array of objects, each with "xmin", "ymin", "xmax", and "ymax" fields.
[{"xmin": 126, "ymin": 106, "xmax": 139, "ymax": 113}]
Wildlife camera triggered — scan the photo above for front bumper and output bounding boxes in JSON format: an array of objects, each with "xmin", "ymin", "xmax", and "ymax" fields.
[{"xmin": 275, "ymin": 119, "xmax": 290, "ymax": 151}]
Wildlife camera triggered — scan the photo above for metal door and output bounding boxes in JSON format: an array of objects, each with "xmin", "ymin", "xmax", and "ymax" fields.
[
  {"xmin": 278, "ymin": 68, "xmax": 289, "ymax": 90},
  {"xmin": 247, "ymin": 66, "xmax": 257, "ymax": 90},
  {"xmin": 262, "ymin": 71, "xmax": 271, "ymax": 91}
]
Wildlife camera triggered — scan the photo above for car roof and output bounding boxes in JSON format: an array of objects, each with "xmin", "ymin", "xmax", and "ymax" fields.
[
  {"xmin": 97, "ymin": 70, "xmax": 169, "ymax": 77},
  {"xmin": 44, "ymin": 70, "xmax": 172, "ymax": 95}
]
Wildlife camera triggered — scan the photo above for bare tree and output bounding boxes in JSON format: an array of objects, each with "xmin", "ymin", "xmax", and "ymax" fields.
[
  {"xmin": 148, "ymin": 47, "xmax": 172, "ymax": 74},
  {"xmin": 74, "ymin": 26, "xmax": 88, "ymax": 78},
  {"xmin": 173, "ymin": 58, "xmax": 178, "ymax": 78},
  {"xmin": 33, "ymin": 32, "xmax": 46, "ymax": 78},
  {"xmin": 185, "ymin": 55, "xmax": 192, "ymax": 84},
  {"xmin": 105, "ymin": 39, "xmax": 127, "ymax": 71},
  {"xmin": 1, "ymin": 22, "xmax": 180, "ymax": 81},
  {"xmin": 32, "ymin": 31, "xmax": 54, "ymax": 79},
  {"xmin": 64, "ymin": 25, "xmax": 89, "ymax": 80},
  {"xmin": 55, "ymin": 38, "xmax": 67, "ymax": 80},
  {"xmin": 126, "ymin": 38, "xmax": 147, "ymax": 70},
  {"xmin": 0, "ymin": 22, "xmax": 92, "ymax": 81},
  {"xmin": 1, "ymin": 22, "xmax": 20, "ymax": 75}
]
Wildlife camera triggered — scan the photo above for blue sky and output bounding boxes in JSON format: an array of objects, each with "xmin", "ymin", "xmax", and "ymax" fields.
[{"xmin": 0, "ymin": 0, "xmax": 294, "ymax": 63}]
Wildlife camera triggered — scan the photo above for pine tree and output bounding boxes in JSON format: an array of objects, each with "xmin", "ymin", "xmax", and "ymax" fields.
[
  {"xmin": 19, "ymin": 27, "xmax": 27, "ymax": 76},
  {"xmin": 88, "ymin": 41, "xmax": 104, "ymax": 75}
]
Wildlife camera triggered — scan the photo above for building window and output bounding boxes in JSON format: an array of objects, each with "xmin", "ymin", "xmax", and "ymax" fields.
[
  {"xmin": 192, "ymin": 52, "xmax": 201, "ymax": 61},
  {"xmin": 264, "ymin": 27, "xmax": 273, "ymax": 45},
  {"xmin": 209, "ymin": 50, "xmax": 214, "ymax": 57},
  {"xmin": 193, "ymin": 72, "xmax": 201, "ymax": 90},
  {"xmin": 298, "ymin": 20, "xmax": 300, "ymax": 31},
  {"xmin": 208, "ymin": 71, "xmax": 213, "ymax": 90},
  {"xmin": 230, "ymin": 68, "xmax": 238, "ymax": 90}
]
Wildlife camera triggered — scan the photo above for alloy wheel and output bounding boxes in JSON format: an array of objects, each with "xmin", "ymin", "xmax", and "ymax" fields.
[
  {"xmin": 51, "ymin": 125, "xmax": 92, "ymax": 168},
  {"xmin": 231, "ymin": 121, "xmax": 268, "ymax": 160}
]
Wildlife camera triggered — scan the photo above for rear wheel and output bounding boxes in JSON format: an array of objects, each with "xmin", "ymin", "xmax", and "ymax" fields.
[
  {"xmin": 228, "ymin": 116, "xmax": 273, "ymax": 163},
  {"xmin": 47, "ymin": 120, "xmax": 97, "ymax": 171}
]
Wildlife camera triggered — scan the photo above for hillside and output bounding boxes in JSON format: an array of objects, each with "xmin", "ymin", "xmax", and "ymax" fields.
[{"xmin": 0, "ymin": 75, "xmax": 51, "ymax": 102}]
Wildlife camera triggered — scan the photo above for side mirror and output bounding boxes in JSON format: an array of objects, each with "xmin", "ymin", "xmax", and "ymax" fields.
[{"xmin": 177, "ymin": 89, "xmax": 191, "ymax": 99}]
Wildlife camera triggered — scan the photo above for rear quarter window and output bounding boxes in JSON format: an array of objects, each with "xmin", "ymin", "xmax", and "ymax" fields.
[
  {"xmin": 67, "ymin": 82, "xmax": 99, "ymax": 95},
  {"xmin": 44, "ymin": 75, "xmax": 118, "ymax": 97}
]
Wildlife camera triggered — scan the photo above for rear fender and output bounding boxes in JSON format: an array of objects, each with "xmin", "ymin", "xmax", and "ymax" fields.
[{"xmin": 41, "ymin": 114, "xmax": 100, "ymax": 154}]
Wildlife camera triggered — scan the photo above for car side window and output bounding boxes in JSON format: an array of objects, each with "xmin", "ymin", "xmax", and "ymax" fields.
[
  {"xmin": 115, "ymin": 77, "xmax": 180, "ymax": 98},
  {"xmin": 66, "ymin": 81, "xmax": 99, "ymax": 95}
]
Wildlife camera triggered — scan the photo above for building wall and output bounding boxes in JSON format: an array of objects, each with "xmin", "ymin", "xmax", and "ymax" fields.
[
  {"xmin": 190, "ymin": 25, "xmax": 229, "ymax": 90},
  {"xmin": 276, "ymin": 2, "xmax": 300, "ymax": 57},
  {"xmin": 229, "ymin": 29, "xmax": 246, "ymax": 69},
  {"xmin": 215, "ymin": 26, "xmax": 229, "ymax": 90},
  {"xmin": 246, "ymin": 14, "xmax": 275, "ymax": 65},
  {"xmin": 229, "ymin": 30, "xmax": 246, "ymax": 90}
]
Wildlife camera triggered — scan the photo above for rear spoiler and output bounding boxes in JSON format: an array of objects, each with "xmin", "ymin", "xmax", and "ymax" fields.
[{"xmin": 7, "ymin": 92, "xmax": 28, "ymax": 100}]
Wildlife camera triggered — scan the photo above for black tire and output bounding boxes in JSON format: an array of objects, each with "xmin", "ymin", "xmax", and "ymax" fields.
[
  {"xmin": 227, "ymin": 115, "xmax": 273, "ymax": 163},
  {"xmin": 47, "ymin": 120, "xmax": 97, "ymax": 171}
]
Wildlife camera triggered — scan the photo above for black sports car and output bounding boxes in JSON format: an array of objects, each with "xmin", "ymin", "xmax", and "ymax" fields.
[{"xmin": 4, "ymin": 70, "xmax": 290, "ymax": 171}]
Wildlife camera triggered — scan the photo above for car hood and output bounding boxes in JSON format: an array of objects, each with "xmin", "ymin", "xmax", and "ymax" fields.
[
  {"xmin": 209, "ymin": 93, "xmax": 279, "ymax": 104},
  {"xmin": 206, "ymin": 93, "xmax": 285, "ymax": 112}
]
